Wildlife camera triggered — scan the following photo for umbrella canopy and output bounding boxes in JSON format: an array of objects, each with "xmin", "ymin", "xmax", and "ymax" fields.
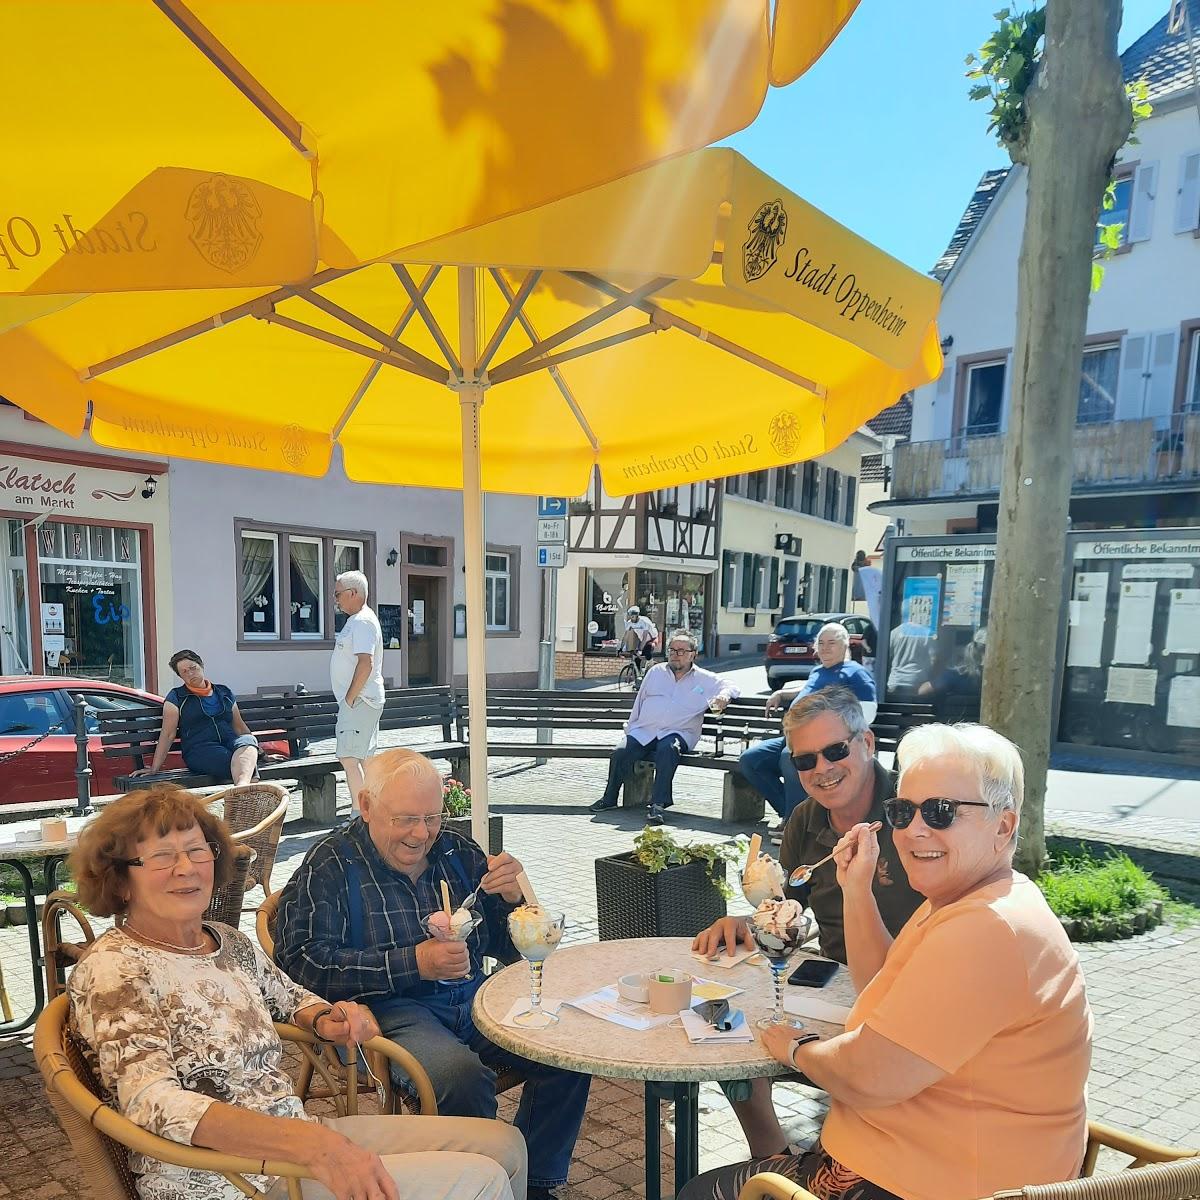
[
  {"xmin": 2, "ymin": 147, "xmax": 940, "ymax": 843},
  {"xmin": 1, "ymin": 0, "xmax": 860, "ymax": 297}
]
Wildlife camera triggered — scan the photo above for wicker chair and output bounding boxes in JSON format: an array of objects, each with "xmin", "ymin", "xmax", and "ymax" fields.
[
  {"xmin": 205, "ymin": 783, "xmax": 290, "ymax": 897},
  {"xmin": 203, "ymin": 843, "xmax": 254, "ymax": 927},
  {"xmin": 42, "ymin": 890, "xmax": 98, "ymax": 1003},
  {"xmin": 255, "ymin": 890, "xmax": 527, "ymax": 1108},
  {"xmin": 735, "ymin": 1124, "xmax": 1200, "ymax": 1200},
  {"xmin": 34, "ymin": 992, "xmax": 438, "ymax": 1200}
]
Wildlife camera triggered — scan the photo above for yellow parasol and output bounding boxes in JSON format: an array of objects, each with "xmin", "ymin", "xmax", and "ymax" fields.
[{"xmin": 2, "ymin": 147, "xmax": 939, "ymax": 842}]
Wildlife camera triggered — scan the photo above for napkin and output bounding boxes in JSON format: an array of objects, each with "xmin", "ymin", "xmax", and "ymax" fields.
[
  {"xmin": 690, "ymin": 946, "xmax": 761, "ymax": 969},
  {"xmin": 679, "ymin": 1007, "xmax": 753, "ymax": 1044},
  {"xmin": 782, "ymin": 994, "xmax": 851, "ymax": 1025},
  {"xmin": 500, "ymin": 997, "xmax": 563, "ymax": 1028}
]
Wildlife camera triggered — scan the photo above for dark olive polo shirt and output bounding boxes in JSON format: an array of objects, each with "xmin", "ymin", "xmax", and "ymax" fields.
[{"xmin": 778, "ymin": 759, "xmax": 922, "ymax": 964}]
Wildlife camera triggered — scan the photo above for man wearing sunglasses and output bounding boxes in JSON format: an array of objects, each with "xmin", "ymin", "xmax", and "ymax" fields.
[{"xmin": 693, "ymin": 686, "xmax": 920, "ymax": 1159}]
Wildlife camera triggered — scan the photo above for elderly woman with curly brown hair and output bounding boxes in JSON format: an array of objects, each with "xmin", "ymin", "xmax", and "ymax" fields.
[{"xmin": 68, "ymin": 785, "xmax": 527, "ymax": 1200}]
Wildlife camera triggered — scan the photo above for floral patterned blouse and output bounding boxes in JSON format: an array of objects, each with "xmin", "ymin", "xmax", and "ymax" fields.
[{"xmin": 69, "ymin": 922, "xmax": 325, "ymax": 1200}]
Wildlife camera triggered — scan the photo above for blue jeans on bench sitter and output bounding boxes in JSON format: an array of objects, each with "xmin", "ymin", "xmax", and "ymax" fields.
[
  {"xmin": 598, "ymin": 732, "xmax": 688, "ymax": 809},
  {"xmin": 738, "ymin": 736, "xmax": 805, "ymax": 820},
  {"xmin": 371, "ymin": 980, "xmax": 590, "ymax": 1192}
]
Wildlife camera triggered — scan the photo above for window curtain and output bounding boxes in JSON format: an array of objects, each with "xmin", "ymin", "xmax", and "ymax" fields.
[
  {"xmin": 291, "ymin": 540, "xmax": 321, "ymax": 601},
  {"xmin": 240, "ymin": 537, "xmax": 274, "ymax": 614}
]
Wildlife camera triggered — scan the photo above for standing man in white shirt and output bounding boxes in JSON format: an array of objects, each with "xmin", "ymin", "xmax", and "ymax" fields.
[
  {"xmin": 331, "ymin": 570, "xmax": 386, "ymax": 816},
  {"xmin": 590, "ymin": 629, "xmax": 739, "ymax": 825}
]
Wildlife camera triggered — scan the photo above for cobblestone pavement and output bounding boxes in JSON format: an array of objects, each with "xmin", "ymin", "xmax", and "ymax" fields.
[{"xmin": 2, "ymin": 724, "xmax": 1198, "ymax": 1198}]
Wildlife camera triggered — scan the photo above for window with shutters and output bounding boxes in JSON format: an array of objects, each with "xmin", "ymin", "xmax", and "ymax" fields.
[
  {"xmin": 822, "ymin": 469, "xmax": 841, "ymax": 522},
  {"xmin": 739, "ymin": 551, "xmax": 755, "ymax": 608},
  {"xmin": 1175, "ymin": 151, "xmax": 1200, "ymax": 235},
  {"xmin": 1096, "ymin": 174, "xmax": 1133, "ymax": 249},
  {"xmin": 746, "ymin": 470, "xmax": 771, "ymax": 502},
  {"xmin": 721, "ymin": 550, "xmax": 737, "ymax": 606},
  {"xmin": 844, "ymin": 477, "xmax": 857, "ymax": 526},
  {"xmin": 1185, "ymin": 329, "xmax": 1200, "ymax": 413},
  {"xmin": 801, "ymin": 462, "xmax": 819, "ymax": 514},
  {"xmin": 963, "ymin": 360, "xmax": 1006, "ymax": 436},
  {"xmin": 766, "ymin": 557, "xmax": 781, "ymax": 611}
]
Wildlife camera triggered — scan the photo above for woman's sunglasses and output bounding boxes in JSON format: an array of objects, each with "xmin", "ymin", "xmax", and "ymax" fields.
[
  {"xmin": 790, "ymin": 732, "xmax": 860, "ymax": 773},
  {"xmin": 883, "ymin": 797, "xmax": 992, "ymax": 830}
]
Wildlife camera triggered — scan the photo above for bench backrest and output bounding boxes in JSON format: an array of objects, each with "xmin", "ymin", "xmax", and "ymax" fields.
[{"xmin": 97, "ymin": 686, "xmax": 459, "ymax": 765}]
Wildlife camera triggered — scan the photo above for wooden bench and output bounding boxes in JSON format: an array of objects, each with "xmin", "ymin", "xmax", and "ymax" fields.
[{"xmin": 99, "ymin": 687, "xmax": 468, "ymax": 822}]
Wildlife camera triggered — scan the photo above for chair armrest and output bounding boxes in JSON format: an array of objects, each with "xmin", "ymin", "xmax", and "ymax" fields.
[
  {"xmin": 228, "ymin": 793, "xmax": 291, "ymax": 842},
  {"xmin": 1084, "ymin": 1121, "xmax": 1198, "ymax": 1171},
  {"xmin": 737, "ymin": 1173, "xmax": 819, "ymax": 1200}
]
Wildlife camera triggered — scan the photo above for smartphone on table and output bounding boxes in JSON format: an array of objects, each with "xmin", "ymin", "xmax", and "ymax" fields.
[{"xmin": 787, "ymin": 957, "xmax": 839, "ymax": 988}]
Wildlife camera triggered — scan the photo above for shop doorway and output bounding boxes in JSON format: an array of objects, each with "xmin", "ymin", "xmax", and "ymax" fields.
[
  {"xmin": 2, "ymin": 520, "xmax": 32, "ymax": 674},
  {"xmin": 638, "ymin": 569, "xmax": 710, "ymax": 653},
  {"xmin": 405, "ymin": 575, "xmax": 444, "ymax": 686}
]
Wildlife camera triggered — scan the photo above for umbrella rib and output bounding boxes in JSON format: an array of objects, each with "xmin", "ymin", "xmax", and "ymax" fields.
[
  {"xmin": 567, "ymin": 271, "xmax": 826, "ymax": 397},
  {"xmin": 477, "ymin": 270, "xmax": 541, "ymax": 373},
  {"xmin": 488, "ymin": 268, "xmax": 600, "ymax": 454},
  {"xmin": 391, "ymin": 265, "xmax": 463, "ymax": 377},
  {"xmin": 285, "ymin": 286, "xmax": 447, "ymax": 379},
  {"xmin": 488, "ymin": 278, "xmax": 671, "ymax": 377},
  {"xmin": 78, "ymin": 268, "xmax": 354, "ymax": 379},
  {"xmin": 261, "ymin": 310, "xmax": 448, "ymax": 384},
  {"xmin": 331, "ymin": 267, "xmax": 440, "ymax": 442},
  {"xmin": 488, "ymin": 320, "xmax": 664, "ymax": 385},
  {"xmin": 153, "ymin": 0, "xmax": 313, "ymax": 158}
]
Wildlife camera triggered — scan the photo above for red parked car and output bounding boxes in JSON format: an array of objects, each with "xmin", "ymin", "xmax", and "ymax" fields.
[{"xmin": 0, "ymin": 676, "xmax": 182, "ymax": 805}]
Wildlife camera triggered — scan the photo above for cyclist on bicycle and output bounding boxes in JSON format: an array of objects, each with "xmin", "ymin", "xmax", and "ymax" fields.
[{"xmin": 623, "ymin": 606, "xmax": 659, "ymax": 668}]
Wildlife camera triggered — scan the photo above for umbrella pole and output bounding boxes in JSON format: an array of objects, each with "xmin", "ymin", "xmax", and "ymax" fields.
[{"xmin": 458, "ymin": 267, "xmax": 491, "ymax": 850}]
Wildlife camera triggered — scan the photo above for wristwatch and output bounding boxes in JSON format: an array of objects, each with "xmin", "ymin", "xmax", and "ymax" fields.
[
  {"xmin": 788, "ymin": 1033, "xmax": 820, "ymax": 1069},
  {"xmin": 310, "ymin": 1005, "xmax": 336, "ymax": 1043}
]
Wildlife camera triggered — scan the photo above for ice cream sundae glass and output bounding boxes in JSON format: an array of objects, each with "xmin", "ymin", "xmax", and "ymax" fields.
[
  {"xmin": 422, "ymin": 906, "xmax": 483, "ymax": 981},
  {"xmin": 747, "ymin": 897, "xmax": 811, "ymax": 1028},
  {"xmin": 507, "ymin": 905, "xmax": 565, "ymax": 1028}
]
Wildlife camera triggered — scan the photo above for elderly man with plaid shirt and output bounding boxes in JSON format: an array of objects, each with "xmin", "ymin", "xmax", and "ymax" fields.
[{"xmin": 275, "ymin": 748, "xmax": 590, "ymax": 1200}]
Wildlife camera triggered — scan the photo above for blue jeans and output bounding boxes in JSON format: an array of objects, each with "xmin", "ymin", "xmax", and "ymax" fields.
[
  {"xmin": 738, "ymin": 736, "xmax": 805, "ymax": 819},
  {"xmin": 371, "ymin": 982, "xmax": 591, "ymax": 1190},
  {"xmin": 600, "ymin": 732, "xmax": 688, "ymax": 808}
]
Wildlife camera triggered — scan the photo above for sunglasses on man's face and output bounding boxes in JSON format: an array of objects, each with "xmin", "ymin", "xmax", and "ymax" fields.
[
  {"xmin": 790, "ymin": 732, "xmax": 859, "ymax": 773},
  {"xmin": 883, "ymin": 797, "xmax": 992, "ymax": 830}
]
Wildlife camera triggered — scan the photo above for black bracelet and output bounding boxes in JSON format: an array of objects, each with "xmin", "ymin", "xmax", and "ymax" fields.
[
  {"xmin": 309, "ymin": 1005, "xmax": 335, "ymax": 1043},
  {"xmin": 788, "ymin": 1033, "xmax": 820, "ymax": 1069}
]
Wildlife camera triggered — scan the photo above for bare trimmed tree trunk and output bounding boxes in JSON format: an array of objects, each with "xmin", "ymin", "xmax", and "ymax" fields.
[{"xmin": 981, "ymin": 0, "xmax": 1129, "ymax": 874}]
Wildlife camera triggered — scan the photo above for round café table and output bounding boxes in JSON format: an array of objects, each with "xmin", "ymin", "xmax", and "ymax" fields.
[
  {"xmin": 0, "ymin": 835, "xmax": 75, "ymax": 1034},
  {"xmin": 473, "ymin": 937, "xmax": 856, "ymax": 1200}
]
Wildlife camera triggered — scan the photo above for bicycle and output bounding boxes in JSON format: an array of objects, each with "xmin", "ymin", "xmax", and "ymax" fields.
[{"xmin": 616, "ymin": 648, "xmax": 648, "ymax": 692}]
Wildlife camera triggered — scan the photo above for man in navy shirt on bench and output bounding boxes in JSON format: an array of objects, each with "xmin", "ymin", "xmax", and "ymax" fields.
[{"xmin": 739, "ymin": 622, "xmax": 877, "ymax": 840}]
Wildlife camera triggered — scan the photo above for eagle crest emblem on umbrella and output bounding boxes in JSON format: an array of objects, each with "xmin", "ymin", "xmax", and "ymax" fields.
[
  {"xmin": 743, "ymin": 199, "xmax": 788, "ymax": 282},
  {"xmin": 768, "ymin": 410, "xmax": 802, "ymax": 456},
  {"xmin": 186, "ymin": 174, "xmax": 263, "ymax": 273},
  {"xmin": 280, "ymin": 424, "xmax": 309, "ymax": 467}
]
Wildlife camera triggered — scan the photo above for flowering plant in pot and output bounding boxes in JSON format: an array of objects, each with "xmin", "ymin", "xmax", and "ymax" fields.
[{"xmin": 441, "ymin": 777, "xmax": 503, "ymax": 855}]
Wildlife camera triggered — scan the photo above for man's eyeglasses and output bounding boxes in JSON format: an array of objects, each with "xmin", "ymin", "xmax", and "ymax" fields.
[
  {"xmin": 120, "ymin": 845, "xmax": 220, "ymax": 872},
  {"xmin": 790, "ymin": 733, "xmax": 860, "ymax": 773},
  {"xmin": 883, "ymin": 797, "xmax": 992, "ymax": 830},
  {"xmin": 667, "ymin": 646, "xmax": 696, "ymax": 654},
  {"xmin": 388, "ymin": 811, "xmax": 446, "ymax": 832}
]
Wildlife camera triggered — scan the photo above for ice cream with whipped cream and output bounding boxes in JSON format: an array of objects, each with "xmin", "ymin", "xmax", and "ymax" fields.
[
  {"xmin": 508, "ymin": 904, "xmax": 563, "ymax": 962},
  {"xmin": 741, "ymin": 852, "xmax": 786, "ymax": 906},
  {"xmin": 748, "ymin": 897, "xmax": 808, "ymax": 959}
]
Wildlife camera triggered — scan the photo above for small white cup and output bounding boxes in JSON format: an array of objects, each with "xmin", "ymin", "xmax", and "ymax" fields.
[{"xmin": 617, "ymin": 973, "xmax": 650, "ymax": 1004}]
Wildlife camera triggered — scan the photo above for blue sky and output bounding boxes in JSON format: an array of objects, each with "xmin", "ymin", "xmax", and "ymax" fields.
[{"xmin": 725, "ymin": 0, "xmax": 1171, "ymax": 273}]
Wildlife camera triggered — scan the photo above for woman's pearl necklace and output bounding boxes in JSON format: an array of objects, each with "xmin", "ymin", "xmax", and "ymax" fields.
[{"xmin": 124, "ymin": 923, "xmax": 211, "ymax": 954}]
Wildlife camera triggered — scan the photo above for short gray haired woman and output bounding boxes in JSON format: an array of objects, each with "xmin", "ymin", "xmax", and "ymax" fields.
[{"xmin": 681, "ymin": 722, "xmax": 1092, "ymax": 1200}]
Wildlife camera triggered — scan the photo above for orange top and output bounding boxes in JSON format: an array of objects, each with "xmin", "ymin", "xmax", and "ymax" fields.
[
  {"xmin": 184, "ymin": 680, "xmax": 214, "ymax": 698},
  {"xmin": 822, "ymin": 874, "xmax": 1092, "ymax": 1200}
]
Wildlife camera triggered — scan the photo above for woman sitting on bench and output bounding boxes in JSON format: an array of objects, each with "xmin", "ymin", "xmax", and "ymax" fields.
[{"xmin": 132, "ymin": 649, "xmax": 260, "ymax": 786}]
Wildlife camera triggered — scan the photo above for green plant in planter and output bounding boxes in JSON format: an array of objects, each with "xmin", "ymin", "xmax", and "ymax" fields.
[
  {"xmin": 632, "ymin": 827, "xmax": 744, "ymax": 900},
  {"xmin": 1036, "ymin": 851, "xmax": 1167, "ymax": 939},
  {"xmin": 442, "ymin": 778, "xmax": 472, "ymax": 818}
]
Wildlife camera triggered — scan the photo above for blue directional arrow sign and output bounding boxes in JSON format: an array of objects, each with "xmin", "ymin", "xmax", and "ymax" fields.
[{"xmin": 537, "ymin": 496, "xmax": 567, "ymax": 518}]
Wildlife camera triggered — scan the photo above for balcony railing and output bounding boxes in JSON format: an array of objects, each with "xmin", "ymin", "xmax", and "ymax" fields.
[{"xmin": 892, "ymin": 412, "xmax": 1200, "ymax": 501}]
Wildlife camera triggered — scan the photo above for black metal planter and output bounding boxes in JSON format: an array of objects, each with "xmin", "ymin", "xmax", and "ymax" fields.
[
  {"xmin": 594, "ymin": 852, "xmax": 726, "ymax": 940},
  {"xmin": 445, "ymin": 815, "xmax": 504, "ymax": 856}
]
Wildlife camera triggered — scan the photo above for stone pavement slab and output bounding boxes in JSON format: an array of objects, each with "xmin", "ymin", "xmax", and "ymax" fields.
[{"xmin": 2, "ymin": 734, "xmax": 1198, "ymax": 1198}]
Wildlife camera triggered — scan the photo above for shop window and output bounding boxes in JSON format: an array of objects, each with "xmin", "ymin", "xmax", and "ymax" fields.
[
  {"xmin": 485, "ymin": 553, "xmax": 510, "ymax": 630},
  {"xmin": 585, "ymin": 567, "xmax": 630, "ymax": 652},
  {"xmin": 1077, "ymin": 344, "xmax": 1120, "ymax": 424},
  {"xmin": 289, "ymin": 537, "xmax": 323, "ymax": 638}
]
